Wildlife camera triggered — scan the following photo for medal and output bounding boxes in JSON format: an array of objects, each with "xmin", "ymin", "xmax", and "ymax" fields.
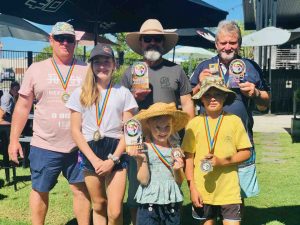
[
  {"xmin": 200, "ymin": 159, "xmax": 213, "ymax": 172},
  {"xmin": 93, "ymin": 130, "xmax": 102, "ymax": 141},
  {"xmin": 95, "ymin": 81, "xmax": 113, "ymax": 141},
  {"xmin": 51, "ymin": 58, "xmax": 76, "ymax": 101},
  {"xmin": 171, "ymin": 147, "xmax": 184, "ymax": 159},
  {"xmin": 61, "ymin": 92, "xmax": 70, "ymax": 103},
  {"xmin": 201, "ymin": 112, "xmax": 224, "ymax": 173}
]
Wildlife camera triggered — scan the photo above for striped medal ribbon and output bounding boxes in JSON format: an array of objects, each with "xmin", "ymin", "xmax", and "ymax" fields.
[
  {"xmin": 93, "ymin": 81, "xmax": 113, "ymax": 141},
  {"xmin": 150, "ymin": 142, "xmax": 172, "ymax": 171},
  {"xmin": 51, "ymin": 58, "xmax": 76, "ymax": 103}
]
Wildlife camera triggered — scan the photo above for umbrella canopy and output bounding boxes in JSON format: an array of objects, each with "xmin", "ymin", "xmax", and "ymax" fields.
[
  {"xmin": 0, "ymin": 13, "xmax": 49, "ymax": 41},
  {"xmin": 170, "ymin": 46, "xmax": 216, "ymax": 59},
  {"xmin": 169, "ymin": 28, "xmax": 215, "ymax": 48},
  {"xmin": 75, "ymin": 31, "xmax": 116, "ymax": 46},
  {"xmin": 0, "ymin": 0, "xmax": 227, "ymax": 34},
  {"xmin": 242, "ymin": 26, "xmax": 291, "ymax": 47}
]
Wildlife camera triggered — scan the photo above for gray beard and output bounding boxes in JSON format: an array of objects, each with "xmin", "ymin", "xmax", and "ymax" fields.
[{"xmin": 144, "ymin": 50, "xmax": 161, "ymax": 62}]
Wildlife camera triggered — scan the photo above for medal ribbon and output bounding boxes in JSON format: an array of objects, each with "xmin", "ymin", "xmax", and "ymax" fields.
[
  {"xmin": 51, "ymin": 58, "xmax": 76, "ymax": 91},
  {"xmin": 96, "ymin": 81, "xmax": 113, "ymax": 127},
  {"xmin": 150, "ymin": 142, "xmax": 172, "ymax": 170},
  {"xmin": 204, "ymin": 112, "xmax": 224, "ymax": 154}
]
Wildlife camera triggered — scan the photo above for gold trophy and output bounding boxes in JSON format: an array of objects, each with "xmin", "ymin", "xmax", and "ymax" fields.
[
  {"xmin": 131, "ymin": 62, "xmax": 150, "ymax": 91},
  {"xmin": 124, "ymin": 118, "xmax": 144, "ymax": 153}
]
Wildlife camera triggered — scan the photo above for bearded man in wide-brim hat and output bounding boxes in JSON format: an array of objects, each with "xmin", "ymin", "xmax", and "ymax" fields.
[{"xmin": 121, "ymin": 19, "xmax": 195, "ymax": 225}]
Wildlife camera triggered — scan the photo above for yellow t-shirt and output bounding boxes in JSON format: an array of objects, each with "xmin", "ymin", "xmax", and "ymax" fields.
[{"xmin": 182, "ymin": 113, "xmax": 252, "ymax": 205}]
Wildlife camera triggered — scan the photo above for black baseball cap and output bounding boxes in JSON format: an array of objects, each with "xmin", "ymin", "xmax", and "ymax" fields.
[{"xmin": 89, "ymin": 44, "xmax": 115, "ymax": 61}]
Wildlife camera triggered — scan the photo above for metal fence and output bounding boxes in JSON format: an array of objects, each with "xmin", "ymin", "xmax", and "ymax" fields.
[{"xmin": 0, "ymin": 50, "xmax": 84, "ymax": 92}]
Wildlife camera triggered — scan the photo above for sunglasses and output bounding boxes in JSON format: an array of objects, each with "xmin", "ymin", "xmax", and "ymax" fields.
[
  {"xmin": 53, "ymin": 35, "xmax": 75, "ymax": 44},
  {"xmin": 142, "ymin": 35, "xmax": 164, "ymax": 43}
]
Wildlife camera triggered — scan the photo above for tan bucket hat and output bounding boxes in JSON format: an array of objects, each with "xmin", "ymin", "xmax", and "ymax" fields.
[
  {"xmin": 126, "ymin": 19, "xmax": 178, "ymax": 55},
  {"xmin": 135, "ymin": 102, "xmax": 189, "ymax": 136},
  {"xmin": 193, "ymin": 76, "xmax": 236, "ymax": 105}
]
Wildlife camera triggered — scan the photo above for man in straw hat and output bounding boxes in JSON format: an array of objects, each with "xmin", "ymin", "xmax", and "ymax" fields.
[
  {"xmin": 8, "ymin": 22, "xmax": 90, "ymax": 225},
  {"xmin": 182, "ymin": 76, "xmax": 251, "ymax": 224},
  {"xmin": 190, "ymin": 20, "xmax": 270, "ymax": 204},
  {"xmin": 122, "ymin": 19, "xmax": 194, "ymax": 224}
]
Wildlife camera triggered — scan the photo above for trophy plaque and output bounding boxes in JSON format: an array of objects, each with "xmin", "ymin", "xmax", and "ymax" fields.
[
  {"xmin": 209, "ymin": 63, "xmax": 220, "ymax": 77},
  {"xmin": 131, "ymin": 62, "xmax": 150, "ymax": 91},
  {"xmin": 228, "ymin": 59, "xmax": 246, "ymax": 88},
  {"xmin": 124, "ymin": 118, "xmax": 144, "ymax": 153}
]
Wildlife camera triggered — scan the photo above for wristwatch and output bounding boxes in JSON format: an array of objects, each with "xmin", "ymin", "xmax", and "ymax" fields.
[{"xmin": 108, "ymin": 153, "xmax": 120, "ymax": 165}]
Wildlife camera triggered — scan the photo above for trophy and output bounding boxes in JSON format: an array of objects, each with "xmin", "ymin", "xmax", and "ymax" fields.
[
  {"xmin": 228, "ymin": 59, "xmax": 246, "ymax": 88},
  {"xmin": 209, "ymin": 63, "xmax": 220, "ymax": 77},
  {"xmin": 131, "ymin": 62, "xmax": 150, "ymax": 91},
  {"xmin": 124, "ymin": 118, "xmax": 144, "ymax": 153}
]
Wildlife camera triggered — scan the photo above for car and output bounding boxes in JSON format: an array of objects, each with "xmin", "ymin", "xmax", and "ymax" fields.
[{"xmin": 0, "ymin": 68, "xmax": 15, "ymax": 82}]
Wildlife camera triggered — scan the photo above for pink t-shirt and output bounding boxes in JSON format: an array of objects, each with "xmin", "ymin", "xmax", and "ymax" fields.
[{"xmin": 19, "ymin": 58, "xmax": 87, "ymax": 153}]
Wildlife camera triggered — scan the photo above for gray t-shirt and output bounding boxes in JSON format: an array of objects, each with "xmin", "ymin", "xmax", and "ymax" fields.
[
  {"xmin": 121, "ymin": 59, "xmax": 192, "ymax": 109},
  {"xmin": 0, "ymin": 92, "xmax": 14, "ymax": 122}
]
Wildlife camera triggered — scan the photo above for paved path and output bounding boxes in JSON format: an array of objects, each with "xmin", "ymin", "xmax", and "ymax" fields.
[{"xmin": 253, "ymin": 114, "xmax": 293, "ymax": 133}]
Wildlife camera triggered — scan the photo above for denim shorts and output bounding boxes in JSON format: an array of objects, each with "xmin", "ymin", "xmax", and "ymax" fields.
[
  {"xmin": 137, "ymin": 203, "xmax": 181, "ymax": 225},
  {"xmin": 80, "ymin": 137, "xmax": 129, "ymax": 173},
  {"xmin": 29, "ymin": 146, "xmax": 84, "ymax": 192}
]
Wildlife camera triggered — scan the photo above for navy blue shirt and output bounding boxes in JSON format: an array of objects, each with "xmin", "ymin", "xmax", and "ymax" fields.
[{"xmin": 190, "ymin": 55, "xmax": 270, "ymax": 166}]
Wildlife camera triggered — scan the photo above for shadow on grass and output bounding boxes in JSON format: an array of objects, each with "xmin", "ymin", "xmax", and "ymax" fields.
[
  {"xmin": 63, "ymin": 203, "xmax": 300, "ymax": 225},
  {"xmin": 243, "ymin": 205, "xmax": 300, "ymax": 225},
  {"xmin": 0, "ymin": 193, "xmax": 8, "ymax": 200}
]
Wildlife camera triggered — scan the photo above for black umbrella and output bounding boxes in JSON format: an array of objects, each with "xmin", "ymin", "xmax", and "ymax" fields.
[
  {"xmin": 175, "ymin": 28, "xmax": 215, "ymax": 48},
  {"xmin": 0, "ymin": 0, "xmax": 227, "ymax": 35}
]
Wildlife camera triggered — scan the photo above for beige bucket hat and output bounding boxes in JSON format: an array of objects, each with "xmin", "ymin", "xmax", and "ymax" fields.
[
  {"xmin": 126, "ymin": 19, "xmax": 178, "ymax": 55},
  {"xmin": 135, "ymin": 102, "xmax": 189, "ymax": 136},
  {"xmin": 193, "ymin": 76, "xmax": 236, "ymax": 105}
]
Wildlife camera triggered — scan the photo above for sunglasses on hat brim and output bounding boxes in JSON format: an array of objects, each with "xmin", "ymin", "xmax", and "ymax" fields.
[{"xmin": 53, "ymin": 35, "xmax": 75, "ymax": 44}]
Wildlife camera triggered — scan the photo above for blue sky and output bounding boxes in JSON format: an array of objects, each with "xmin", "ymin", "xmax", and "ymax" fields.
[{"xmin": 0, "ymin": 0, "xmax": 243, "ymax": 52}]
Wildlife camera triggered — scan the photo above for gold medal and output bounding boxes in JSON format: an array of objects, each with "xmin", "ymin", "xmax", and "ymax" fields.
[
  {"xmin": 93, "ymin": 130, "xmax": 102, "ymax": 141},
  {"xmin": 61, "ymin": 92, "xmax": 70, "ymax": 103}
]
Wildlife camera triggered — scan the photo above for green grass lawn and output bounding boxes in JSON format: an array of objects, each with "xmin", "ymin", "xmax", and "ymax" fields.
[{"xmin": 1, "ymin": 132, "xmax": 300, "ymax": 225}]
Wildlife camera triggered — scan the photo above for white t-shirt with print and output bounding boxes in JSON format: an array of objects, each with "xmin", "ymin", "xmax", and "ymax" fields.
[{"xmin": 66, "ymin": 84, "xmax": 138, "ymax": 141}]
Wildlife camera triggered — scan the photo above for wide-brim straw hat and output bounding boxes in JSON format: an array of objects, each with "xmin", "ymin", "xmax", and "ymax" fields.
[
  {"xmin": 135, "ymin": 102, "xmax": 189, "ymax": 136},
  {"xmin": 126, "ymin": 19, "xmax": 178, "ymax": 55},
  {"xmin": 193, "ymin": 76, "xmax": 236, "ymax": 105}
]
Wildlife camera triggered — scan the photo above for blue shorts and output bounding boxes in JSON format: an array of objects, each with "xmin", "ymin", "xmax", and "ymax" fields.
[
  {"xmin": 137, "ymin": 203, "xmax": 181, "ymax": 225},
  {"xmin": 29, "ymin": 146, "xmax": 84, "ymax": 192},
  {"xmin": 80, "ymin": 137, "xmax": 129, "ymax": 173}
]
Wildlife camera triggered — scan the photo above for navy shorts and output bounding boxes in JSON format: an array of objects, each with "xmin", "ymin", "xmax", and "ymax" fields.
[
  {"xmin": 80, "ymin": 137, "xmax": 129, "ymax": 173},
  {"xmin": 192, "ymin": 204, "xmax": 241, "ymax": 221},
  {"xmin": 29, "ymin": 146, "xmax": 84, "ymax": 193},
  {"xmin": 137, "ymin": 203, "xmax": 181, "ymax": 225}
]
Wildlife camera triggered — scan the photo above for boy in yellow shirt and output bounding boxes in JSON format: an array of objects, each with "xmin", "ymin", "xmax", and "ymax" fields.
[{"xmin": 182, "ymin": 76, "xmax": 251, "ymax": 225}]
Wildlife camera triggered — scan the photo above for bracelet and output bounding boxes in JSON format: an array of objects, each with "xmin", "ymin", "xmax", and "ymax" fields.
[{"xmin": 107, "ymin": 153, "xmax": 120, "ymax": 165}]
